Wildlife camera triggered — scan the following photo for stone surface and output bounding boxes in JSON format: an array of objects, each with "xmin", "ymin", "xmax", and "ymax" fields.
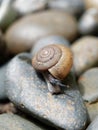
[
  {"xmin": 0, "ymin": 113, "xmax": 52, "ymax": 130},
  {"xmin": 48, "ymin": 0, "xmax": 85, "ymax": 16},
  {"xmin": 5, "ymin": 10, "xmax": 78, "ymax": 54},
  {"xmin": 85, "ymin": 102, "xmax": 98, "ymax": 122},
  {"xmin": 0, "ymin": 0, "xmax": 2, "ymax": 5},
  {"xmin": 78, "ymin": 8, "xmax": 98, "ymax": 35},
  {"xmin": 71, "ymin": 36, "xmax": 98, "ymax": 76},
  {"xmin": 0, "ymin": 0, "xmax": 18, "ymax": 30},
  {"xmin": 13, "ymin": 0, "xmax": 47, "ymax": 15},
  {"xmin": 0, "ymin": 64, "xmax": 7, "ymax": 99},
  {"xmin": 78, "ymin": 68, "xmax": 98, "ymax": 103},
  {"xmin": 5, "ymin": 53, "xmax": 88, "ymax": 130},
  {"xmin": 86, "ymin": 116, "xmax": 98, "ymax": 130},
  {"xmin": 84, "ymin": 0, "xmax": 98, "ymax": 9},
  {"xmin": 31, "ymin": 35, "xmax": 70, "ymax": 56}
]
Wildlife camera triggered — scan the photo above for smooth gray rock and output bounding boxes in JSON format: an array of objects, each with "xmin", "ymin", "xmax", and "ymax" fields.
[
  {"xmin": 71, "ymin": 36, "xmax": 98, "ymax": 76},
  {"xmin": 5, "ymin": 10, "xmax": 78, "ymax": 54},
  {"xmin": 13, "ymin": 0, "xmax": 47, "ymax": 15},
  {"xmin": 0, "ymin": 64, "xmax": 7, "ymax": 99},
  {"xmin": 78, "ymin": 8, "xmax": 98, "ymax": 35},
  {"xmin": 0, "ymin": 113, "xmax": 51, "ymax": 130},
  {"xmin": 78, "ymin": 68, "xmax": 98, "ymax": 103},
  {"xmin": 5, "ymin": 53, "xmax": 88, "ymax": 130},
  {"xmin": 48, "ymin": 0, "xmax": 85, "ymax": 16},
  {"xmin": 0, "ymin": 0, "xmax": 2, "ymax": 5},
  {"xmin": 31, "ymin": 35, "xmax": 70, "ymax": 56},
  {"xmin": 86, "ymin": 116, "xmax": 98, "ymax": 130}
]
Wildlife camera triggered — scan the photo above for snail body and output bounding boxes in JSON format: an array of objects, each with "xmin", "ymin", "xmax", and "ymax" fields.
[{"xmin": 32, "ymin": 44, "xmax": 73, "ymax": 94}]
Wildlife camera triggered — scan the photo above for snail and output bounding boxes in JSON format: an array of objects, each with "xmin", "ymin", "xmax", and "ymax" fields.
[{"xmin": 32, "ymin": 44, "xmax": 73, "ymax": 94}]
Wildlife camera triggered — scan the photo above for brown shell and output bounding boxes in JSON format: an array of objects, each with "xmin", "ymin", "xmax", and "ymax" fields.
[{"xmin": 32, "ymin": 44, "xmax": 73, "ymax": 80}]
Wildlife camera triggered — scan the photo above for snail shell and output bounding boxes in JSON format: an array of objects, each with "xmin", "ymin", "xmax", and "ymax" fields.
[{"xmin": 32, "ymin": 44, "xmax": 73, "ymax": 80}]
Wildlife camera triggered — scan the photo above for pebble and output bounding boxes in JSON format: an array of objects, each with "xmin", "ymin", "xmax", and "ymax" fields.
[
  {"xmin": 12, "ymin": 0, "xmax": 47, "ymax": 15},
  {"xmin": 85, "ymin": 102, "xmax": 98, "ymax": 122},
  {"xmin": 0, "ymin": 0, "xmax": 2, "ymax": 5},
  {"xmin": 31, "ymin": 35, "xmax": 70, "ymax": 56},
  {"xmin": 86, "ymin": 116, "xmax": 98, "ymax": 130},
  {"xmin": 0, "ymin": 0, "xmax": 18, "ymax": 30},
  {"xmin": 78, "ymin": 8, "xmax": 98, "ymax": 35},
  {"xmin": 84, "ymin": 0, "xmax": 98, "ymax": 9},
  {"xmin": 48, "ymin": 0, "xmax": 85, "ymax": 16},
  {"xmin": 0, "ymin": 64, "xmax": 7, "ymax": 99},
  {"xmin": 4, "ymin": 53, "xmax": 88, "ymax": 130},
  {"xmin": 0, "ymin": 113, "xmax": 52, "ymax": 130},
  {"xmin": 78, "ymin": 68, "xmax": 98, "ymax": 103},
  {"xmin": 5, "ymin": 10, "xmax": 78, "ymax": 54},
  {"xmin": 71, "ymin": 36, "xmax": 98, "ymax": 76}
]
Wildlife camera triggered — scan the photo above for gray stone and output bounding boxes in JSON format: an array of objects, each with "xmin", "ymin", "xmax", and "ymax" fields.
[
  {"xmin": 31, "ymin": 35, "xmax": 70, "ymax": 56},
  {"xmin": 13, "ymin": 0, "xmax": 47, "ymax": 15},
  {"xmin": 86, "ymin": 116, "xmax": 98, "ymax": 130},
  {"xmin": 85, "ymin": 102, "xmax": 98, "ymax": 122},
  {"xmin": 0, "ymin": 64, "xmax": 7, "ymax": 99},
  {"xmin": 5, "ymin": 53, "xmax": 88, "ymax": 130},
  {"xmin": 78, "ymin": 68, "xmax": 98, "ymax": 103},
  {"xmin": 71, "ymin": 36, "xmax": 98, "ymax": 76},
  {"xmin": 48, "ymin": 0, "xmax": 85, "ymax": 16},
  {"xmin": 0, "ymin": 0, "xmax": 18, "ymax": 30},
  {"xmin": 78, "ymin": 8, "xmax": 98, "ymax": 35},
  {"xmin": 5, "ymin": 10, "xmax": 78, "ymax": 54},
  {"xmin": 0, "ymin": 0, "xmax": 2, "ymax": 5},
  {"xmin": 0, "ymin": 113, "xmax": 51, "ymax": 130}
]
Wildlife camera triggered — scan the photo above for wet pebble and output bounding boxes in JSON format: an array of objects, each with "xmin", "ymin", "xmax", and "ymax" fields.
[
  {"xmin": 4, "ymin": 53, "xmax": 88, "ymax": 130},
  {"xmin": 86, "ymin": 116, "xmax": 98, "ymax": 130},
  {"xmin": 13, "ymin": 0, "xmax": 47, "ymax": 15},
  {"xmin": 48, "ymin": 0, "xmax": 85, "ymax": 16},
  {"xmin": 5, "ymin": 10, "xmax": 78, "ymax": 54},
  {"xmin": 31, "ymin": 35, "xmax": 70, "ymax": 56},
  {"xmin": 78, "ymin": 68, "xmax": 98, "ymax": 103},
  {"xmin": 84, "ymin": 0, "xmax": 98, "ymax": 9},
  {"xmin": 0, "ymin": 0, "xmax": 18, "ymax": 30},
  {"xmin": 0, "ymin": 113, "xmax": 51, "ymax": 130},
  {"xmin": 71, "ymin": 36, "xmax": 98, "ymax": 76},
  {"xmin": 78, "ymin": 8, "xmax": 98, "ymax": 35},
  {"xmin": 85, "ymin": 102, "xmax": 98, "ymax": 122}
]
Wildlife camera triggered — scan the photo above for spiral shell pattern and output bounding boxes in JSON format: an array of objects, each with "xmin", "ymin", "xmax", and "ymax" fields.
[
  {"xmin": 32, "ymin": 45, "xmax": 62, "ymax": 71},
  {"xmin": 32, "ymin": 44, "xmax": 73, "ymax": 79}
]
